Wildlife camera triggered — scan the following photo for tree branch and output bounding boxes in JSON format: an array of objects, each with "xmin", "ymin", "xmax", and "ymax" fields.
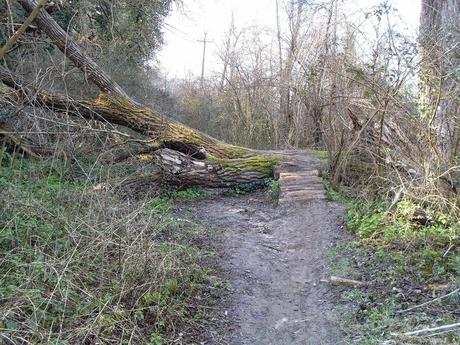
[
  {"xmin": 0, "ymin": 0, "xmax": 48, "ymax": 60},
  {"xmin": 17, "ymin": 0, "xmax": 132, "ymax": 100}
]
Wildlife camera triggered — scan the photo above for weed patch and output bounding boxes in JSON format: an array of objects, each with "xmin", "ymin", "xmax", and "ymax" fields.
[
  {"xmin": 322, "ymin": 175, "xmax": 350, "ymax": 203},
  {"xmin": 166, "ymin": 186, "xmax": 209, "ymax": 200},
  {"xmin": 266, "ymin": 178, "xmax": 280, "ymax": 204},
  {"xmin": 329, "ymin": 196, "xmax": 460, "ymax": 344},
  {"xmin": 223, "ymin": 179, "xmax": 271, "ymax": 197},
  {"xmin": 0, "ymin": 156, "xmax": 219, "ymax": 344}
]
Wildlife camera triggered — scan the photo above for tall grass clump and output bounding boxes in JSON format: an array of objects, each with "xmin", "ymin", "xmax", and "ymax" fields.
[{"xmin": 0, "ymin": 151, "xmax": 217, "ymax": 344}]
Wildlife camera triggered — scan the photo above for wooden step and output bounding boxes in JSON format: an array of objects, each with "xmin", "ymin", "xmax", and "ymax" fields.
[
  {"xmin": 281, "ymin": 184, "xmax": 324, "ymax": 192},
  {"xmin": 275, "ymin": 152, "xmax": 326, "ymax": 204},
  {"xmin": 281, "ymin": 176, "xmax": 323, "ymax": 184},
  {"xmin": 281, "ymin": 175, "xmax": 321, "ymax": 181},
  {"xmin": 279, "ymin": 193, "xmax": 326, "ymax": 204},
  {"xmin": 280, "ymin": 182, "xmax": 322, "ymax": 188},
  {"xmin": 279, "ymin": 170, "xmax": 319, "ymax": 178}
]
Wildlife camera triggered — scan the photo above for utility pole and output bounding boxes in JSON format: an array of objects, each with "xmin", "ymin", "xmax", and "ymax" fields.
[{"xmin": 198, "ymin": 32, "xmax": 211, "ymax": 89}]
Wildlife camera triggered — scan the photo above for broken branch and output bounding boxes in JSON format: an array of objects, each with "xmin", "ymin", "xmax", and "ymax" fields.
[{"xmin": 0, "ymin": 0, "xmax": 48, "ymax": 60}]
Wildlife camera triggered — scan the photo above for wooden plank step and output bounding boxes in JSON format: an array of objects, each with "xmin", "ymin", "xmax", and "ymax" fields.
[
  {"xmin": 280, "ymin": 177, "xmax": 323, "ymax": 185},
  {"xmin": 274, "ymin": 165, "xmax": 311, "ymax": 178},
  {"xmin": 279, "ymin": 179, "xmax": 323, "ymax": 188},
  {"xmin": 279, "ymin": 173, "xmax": 321, "ymax": 179},
  {"xmin": 279, "ymin": 177, "xmax": 321, "ymax": 183},
  {"xmin": 281, "ymin": 178, "xmax": 322, "ymax": 183},
  {"xmin": 281, "ymin": 189, "xmax": 325, "ymax": 196},
  {"xmin": 279, "ymin": 170, "xmax": 319, "ymax": 178},
  {"xmin": 280, "ymin": 177, "xmax": 323, "ymax": 184},
  {"xmin": 280, "ymin": 190, "xmax": 326, "ymax": 198},
  {"xmin": 274, "ymin": 152, "xmax": 328, "ymax": 204},
  {"xmin": 280, "ymin": 190, "xmax": 325, "ymax": 199}
]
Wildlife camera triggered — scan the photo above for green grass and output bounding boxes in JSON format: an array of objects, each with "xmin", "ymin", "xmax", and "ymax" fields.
[
  {"xmin": 346, "ymin": 199, "xmax": 460, "ymax": 280},
  {"xmin": 266, "ymin": 178, "xmax": 280, "ymax": 204},
  {"xmin": 307, "ymin": 149, "xmax": 330, "ymax": 159},
  {"xmin": 0, "ymin": 153, "xmax": 218, "ymax": 344},
  {"xmin": 328, "ymin": 193, "xmax": 460, "ymax": 344},
  {"xmin": 322, "ymin": 174, "xmax": 350, "ymax": 203},
  {"xmin": 166, "ymin": 186, "xmax": 209, "ymax": 200}
]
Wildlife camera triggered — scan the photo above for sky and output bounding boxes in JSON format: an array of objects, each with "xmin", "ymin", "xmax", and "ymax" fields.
[{"xmin": 158, "ymin": 0, "xmax": 421, "ymax": 78}]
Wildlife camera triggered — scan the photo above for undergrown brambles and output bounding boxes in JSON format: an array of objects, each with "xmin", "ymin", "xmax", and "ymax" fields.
[
  {"xmin": 329, "ymin": 196, "xmax": 460, "ymax": 345},
  {"xmin": 0, "ymin": 152, "xmax": 222, "ymax": 344}
]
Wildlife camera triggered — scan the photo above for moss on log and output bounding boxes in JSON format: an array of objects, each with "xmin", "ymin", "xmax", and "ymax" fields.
[
  {"xmin": 154, "ymin": 149, "xmax": 280, "ymax": 187},
  {"xmin": 93, "ymin": 93, "xmax": 256, "ymax": 159},
  {"xmin": 0, "ymin": 79, "xmax": 280, "ymax": 186},
  {"xmin": 2, "ymin": 0, "xmax": 282, "ymax": 188}
]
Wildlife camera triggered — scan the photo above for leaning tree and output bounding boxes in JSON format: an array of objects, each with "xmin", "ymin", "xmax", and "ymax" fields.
[{"xmin": 0, "ymin": 0, "xmax": 280, "ymax": 188}]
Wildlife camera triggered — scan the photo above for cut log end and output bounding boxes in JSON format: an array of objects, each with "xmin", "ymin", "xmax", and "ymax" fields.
[{"xmin": 153, "ymin": 148, "xmax": 280, "ymax": 188}]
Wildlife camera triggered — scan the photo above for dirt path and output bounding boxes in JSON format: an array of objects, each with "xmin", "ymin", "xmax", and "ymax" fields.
[{"xmin": 180, "ymin": 151, "xmax": 345, "ymax": 344}]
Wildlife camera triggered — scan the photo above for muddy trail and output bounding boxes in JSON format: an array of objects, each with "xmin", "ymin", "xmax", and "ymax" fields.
[{"xmin": 179, "ymin": 151, "xmax": 345, "ymax": 345}]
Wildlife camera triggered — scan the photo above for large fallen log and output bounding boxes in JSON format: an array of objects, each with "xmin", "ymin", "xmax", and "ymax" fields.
[
  {"xmin": 0, "ymin": 69, "xmax": 279, "ymax": 186},
  {"xmin": 0, "ymin": 67, "xmax": 253, "ymax": 159},
  {"xmin": 2, "ymin": 0, "xmax": 280, "ymax": 187},
  {"xmin": 155, "ymin": 148, "xmax": 275, "ymax": 187}
]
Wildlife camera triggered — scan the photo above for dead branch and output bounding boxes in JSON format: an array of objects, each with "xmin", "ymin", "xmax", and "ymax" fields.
[
  {"xmin": 399, "ymin": 322, "xmax": 460, "ymax": 337},
  {"xmin": 0, "ymin": 0, "xmax": 48, "ymax": 59},
  {"xmin": 397, "ymin": 288, "xmax": 459, "ymax": 314},
  {"xmin": 320, "ymin": 276, "xmax": 368, "ymax": 287}
]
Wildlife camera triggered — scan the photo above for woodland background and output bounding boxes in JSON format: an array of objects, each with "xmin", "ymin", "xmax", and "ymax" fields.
[{"xmin": 0, "ymin": 0, "xmax": 459, "ymax": 344}]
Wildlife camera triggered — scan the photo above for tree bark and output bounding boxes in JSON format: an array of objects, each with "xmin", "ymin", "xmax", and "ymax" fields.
[
  {"xmin": 419, "ymin": 0, "xmax": 460, "ymax": 162},
  {"xmin": 154, "ymin": 149, "xmax": 273, "ymax": 187},
  {"xmin": 1, "ymin": 67, "xmax": 279, "ymax": 186},
  {"xmin": 1, "ymin": 68, "xmax": 268, "ymax": 156}
]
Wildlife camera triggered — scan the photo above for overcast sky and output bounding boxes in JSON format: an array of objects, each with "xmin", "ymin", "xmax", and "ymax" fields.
[{"xmin": 158, "ymin": 0, "xmax": 421, "ymax": 78}]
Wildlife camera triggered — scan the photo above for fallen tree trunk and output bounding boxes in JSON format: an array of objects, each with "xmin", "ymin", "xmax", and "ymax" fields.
[
  {"xmin": 2, "ymin": 0, "xmax": 280, "ymax": 188},
  {"xmin": 16, "ymin": 0, "xmax": 132, "ymax": 101},
  {"xmin": 14, "ymin": 0, "xmax": 254, "ymax": 158},
  {"xmin": 155, "ymin": 149, "xmax": 274, "ymax": 187},
  {"xmin": 0, "ymin": 68, "xmax": 279, "ymax": 186},
  {"xmin": 0, "ymin": 67, "xmax": 250, "ymax": 158}
]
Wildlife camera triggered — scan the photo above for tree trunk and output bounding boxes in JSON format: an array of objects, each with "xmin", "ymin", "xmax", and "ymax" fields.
[
  {"xmin": 4, "ymin": 0, "xmax": 280, "ymax": 188},
  {"xmin": 155, "ymin": 149, "xmax": 274, "ymax": 187},
  {"xmin": 16, "ymin": 0, "xmax": 131, "ymax": 101},
  {"xmin": 419, "ymin": 0, "xmax": 460, "ymax": 162}
]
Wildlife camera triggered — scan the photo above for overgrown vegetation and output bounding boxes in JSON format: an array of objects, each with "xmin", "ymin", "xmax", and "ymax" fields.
[
  {"xmin": 266, "ymin": 178, "xmax": 280, "ymax": 204},
  {"xmin": 0, "ymin": 0, "xmax": 175, "ymax": 109},
  {"xmin": 0, "ymin": 152, "xmax": 220, "ymax": 344},
  {"xmin": 328, "ymin": 193, "xmax": 460, "ymax": 344},
  {"xmin": 1, "ymin": 0, "xmax": 459, "ymax": 343},
  {"xmin": 165, "ymin": 186, "xmax": 209, "ymax": 201}
]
